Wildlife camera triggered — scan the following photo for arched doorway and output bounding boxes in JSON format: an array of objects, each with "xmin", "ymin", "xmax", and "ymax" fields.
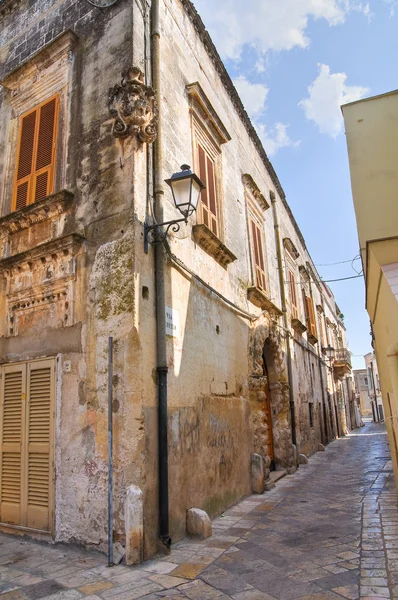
[{"xmin": 262, "ymin": 354, "xmax": 275, "ymax": 469}]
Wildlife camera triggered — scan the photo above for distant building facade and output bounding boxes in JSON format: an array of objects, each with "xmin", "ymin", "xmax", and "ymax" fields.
[
  {"xmin": 0, "ymin": 0, "xmax": 355, "ymax": 560},
  {"xmin": 364, "ymin": 353, "xmax": 384, "ymax": 422},
  {"xmin": 353, "ymin": 368, "xmax": 372, "ymax": 417}
]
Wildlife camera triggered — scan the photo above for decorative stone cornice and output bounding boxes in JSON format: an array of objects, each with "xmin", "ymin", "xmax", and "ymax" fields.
[
  {"xmin": 299, "ymin": 265, "xmax": 310, "ymax": 283},
  {"xmin": 1, "ymin": 31, "xmax": 77, "ymax": 107},
  {"xmin": 0, "ymin": 190, "xmax": 73, "ymax": 236},
  {"xmin": 291, "ymin": 318, "xmax": 307, "ymax": 334},
  {"xmin": 242, "ymin": 174, "xmax": 270, "ymax": 211},
  {"xmin": 283, "ymin": 237, "xmax": 299, "ymax": 259},
  {"xmin": 192, "ymin": 223, "xmax": 237, "ymax": 268},
  {"xmin": 108, "ymin": 67, "xmax": 158, "ymax": 144},
  {"xmin": 186, "ymin": 82, "xmax": 231, "ymax": 146},
  {"xmin": 0, "ymin": 233, "xmax": 84, "ymax": 270},
  {"xmin": 247, "ymin": 286, "xmax": 283, "ymax": 316}
]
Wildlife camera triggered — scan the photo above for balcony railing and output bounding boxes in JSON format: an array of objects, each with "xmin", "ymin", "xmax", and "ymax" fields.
[{"xmin": 333, "ymin": 348, "xmax": 352, "ymax": 368}]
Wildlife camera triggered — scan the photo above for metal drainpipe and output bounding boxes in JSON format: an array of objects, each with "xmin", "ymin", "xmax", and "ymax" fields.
[
  {"xmin": 151, "ymin": 0, "xmax": 171, "ymax": 549},
  {"xmin": 270, "ymin": 191, "xmax": 296, "ymax": 447}
]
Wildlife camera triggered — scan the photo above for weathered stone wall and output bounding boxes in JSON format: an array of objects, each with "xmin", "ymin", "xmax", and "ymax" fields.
[{"xmin": 0, "ymin": 0, "xmax": 157, "ymax": 554}]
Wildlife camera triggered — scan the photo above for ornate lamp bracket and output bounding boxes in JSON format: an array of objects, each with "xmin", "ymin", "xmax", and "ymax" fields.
[{"xmin": 144, "ymin": 217, "xmax": 187, "ymax": 253}]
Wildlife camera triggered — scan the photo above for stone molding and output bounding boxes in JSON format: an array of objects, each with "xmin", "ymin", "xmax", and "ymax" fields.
[
  {"xmin": 291, "ymin": 317, "xmax": 307, "ymax": 335},
  {"xmin": 1, "ymin": 31, "xmax": 77, "ymax": 112},
  {"xmin": 242, "ymin": 174, "xmax": 269, "ymax": 211},
  {"xmin": 1, "ymin": 233, "xmax": 85, "ymax": 337},
  {"xmin": 283, "ymin": 237, "xmax": 299, "ymax": 260},
  {"xmin": 0, "ymin": 191, "xmax": 73, "ymax": 236},
  {"xmin": 0, "ymin": 191, "xmax": 74, "ymax": 261},
  {"xmin": 186, "ymin": 82, "xmax": 231, "ymax": 147},
  {"xmin": 0, "ymin": 233, "xmax": 84, "ymax": 270},
  {"xmin": 192, "ymin": 223, "xmax": 237, "ymax": 268},
  {"xmin": 108, "ymin": 67, "xmax": 158, "ymax": 144},
  {"xmin": 247, "ymin": 286, "xmax": 283, "ymax": 316}
]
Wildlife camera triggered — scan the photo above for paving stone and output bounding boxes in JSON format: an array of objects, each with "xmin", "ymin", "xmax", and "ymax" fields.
[{"xmin": 22, "ymin": 579, "xmax": 67, "ymax": 599}]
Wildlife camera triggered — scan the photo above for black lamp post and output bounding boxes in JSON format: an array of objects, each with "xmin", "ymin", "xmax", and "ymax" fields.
[
  {"xmin": 144, "ymin": 164, "xmax": 205, "ymax": 252},
  {"xmin": 324, "ymin": 345, "xmax": 335, "ymax": 364}
]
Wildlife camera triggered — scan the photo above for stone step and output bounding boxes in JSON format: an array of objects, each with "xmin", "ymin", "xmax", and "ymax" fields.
[{"xmin": 269, "ymin": 469, "xmax": 287, "ymax": 483}]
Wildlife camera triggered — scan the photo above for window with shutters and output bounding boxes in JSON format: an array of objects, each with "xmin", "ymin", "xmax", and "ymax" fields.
[
  {"xmin": 0, "ymin": 358, "xmax": 55, "ymax": 533},
  {"xmin": 197, "ymin": 142, "xmax": 219, "ymax": 237},
  {"xmin": 249, "ymin": 214, "xmax": 267, "ymax": 292},
  {"xmin": 12, "ymin": 95, "xmax": 59, "ymax": 212},
  {"xmin": 304, "ymin": 295, "xmax": 318, "ymax": 343},
  {"xmin": 288, "ymin": 269, "xmax": 298, "ymax": 319}
]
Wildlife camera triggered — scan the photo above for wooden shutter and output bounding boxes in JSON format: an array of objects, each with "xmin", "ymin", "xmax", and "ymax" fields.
[
  {"xmin": 12, "ymin": 95, "xmax": 59, "ymax": 211},
  {"xmin": 0, "ymin": 364, "xmax": 26, "ymax": 526},
  {"xmin": 197, "ymin": 143, "xmax": 219, "ymax": 237},
  {"xmin": 305, "ymin": 296, "xmax": 317, "ymax": 339},
  {"xmin": 0, "ymin": 359, "xmax": 54, "ymax": 533},
  {"xmin": 288, "ymin": 270, "xmax": 298, "ymax": 319},
  {"xmin": 25, "ymin": 360, "xmax": 54, "ymax": 531},
  {"xmin": 250, "ymin": 217, "xmax": 267, "ymax": 291}
]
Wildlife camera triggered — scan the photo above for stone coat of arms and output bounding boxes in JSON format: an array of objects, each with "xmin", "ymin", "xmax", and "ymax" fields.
[{"xmin": 108, "ymin": 67, "xmax": 158, "ymax": 144}]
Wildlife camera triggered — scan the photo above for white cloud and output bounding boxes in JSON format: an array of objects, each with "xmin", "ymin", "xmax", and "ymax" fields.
[
  {"xmin": 233, "ymin": 76, "xmax": 269, "ymax": 119},
  {"xmin": 299, "ymin": 64, "xmax": 369, "ymax": 137},
  {"xmin": 232, "ymin": 76, "xmax": 299, "ymax": 155},
  {"xmin": 258, "ymin": 122, "xmax": 301, "ymax": 156},
  {"xmin": 194, "ymin": 0, "xmax": 365, "ymax": 61}
]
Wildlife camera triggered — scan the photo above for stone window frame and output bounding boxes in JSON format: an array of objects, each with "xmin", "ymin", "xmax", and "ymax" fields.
[
  {"xmin": 283, "ymin": 238, "xmax": 301, "ymax": 324},
  {"xmin": 299, "ymin": 266, "xmax": 318, "ymax": 344},
  {"xmin": 0, "ymin": 32, "xmax": 77, "ymax": 217},
  {"xmin": 187, "ymin": 82, "xmax": 231, "ymax": 244},
  {"xmin": 243, "ymin": 176, "xmax": 270, "ymax": 294}
]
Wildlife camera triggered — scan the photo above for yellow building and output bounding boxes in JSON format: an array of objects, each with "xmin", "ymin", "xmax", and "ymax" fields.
[{"xmin": 342, "ymin": 90, "xmax": 398, "ymax": 492}]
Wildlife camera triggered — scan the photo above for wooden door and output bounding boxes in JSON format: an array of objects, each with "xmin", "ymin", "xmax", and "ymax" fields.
[
  {"xmin": 0, "ymin": 359, "xmax": 55, "ymax": 532},
  {"xmin": 264, "ymin": 377, "xmax": 275, "ymax": 462}
]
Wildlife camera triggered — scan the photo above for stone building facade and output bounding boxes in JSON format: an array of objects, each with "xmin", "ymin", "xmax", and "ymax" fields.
[{"xmin": 0, "ymin": 0, "xmax": 355, "ymax": 560}]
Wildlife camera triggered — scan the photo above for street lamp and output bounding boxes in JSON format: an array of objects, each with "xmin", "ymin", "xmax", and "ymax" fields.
[
  {"xmin": 324, "ymin": 345, "xmax": 335, "ymax": 363},
  {"xmin": 144, "ymin": 164, "xmax": 205, "ymax": 252}
]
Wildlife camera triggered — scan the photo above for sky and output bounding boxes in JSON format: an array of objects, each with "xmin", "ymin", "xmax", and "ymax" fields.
[{"xmin": 193, "ymin": 0, "xmax": 398, "ymax": 370}]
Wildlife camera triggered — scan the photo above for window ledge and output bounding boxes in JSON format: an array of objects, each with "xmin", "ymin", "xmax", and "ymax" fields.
[
  {"xmin": 0, "ymin": 190, "xmax": 74, "ymax": 235},
  {"xmin": 247, "ymin": 286, "xmax": 283, "ymax": 315},
  {"xmin": 291, "ymin": 317, "xmax": 307, "ymax": 334},
  {"xmin": 307, "ymin": 332, "xmax": 318, "ymax": 345},
  {"xmin": 192, "ymin": 223, "xmax": 237, "ymax": 268}
]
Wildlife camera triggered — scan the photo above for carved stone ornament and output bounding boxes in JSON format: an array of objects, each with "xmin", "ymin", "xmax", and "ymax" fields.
[{"xmin": 108, "ymin": 67, "xmax": 158, "ymax": 144}]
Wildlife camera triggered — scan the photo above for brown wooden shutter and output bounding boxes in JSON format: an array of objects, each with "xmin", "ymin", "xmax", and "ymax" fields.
[
  {"xmin": 251, "ymin": 218, "xmax": 266, "ymax": 291},
  {"xmin": 0, "ymin": 364, "xmax": 26, "ymax": 526},
  {"xmin": 288, "ymin": 270, "xmax": 298, "ymax": 319},
  {"xmin": 305, "ymin": 296, "xmax": 317, "ymax": 339},
  {"xmin": 12, "ymin": 95, "xmax": 59, "ymax": 211},
  {"xmin": 14, "ymin": 111, "xmax": 37, "ymax": 211},
  {"xmin": 197, "ymin": 143, "xmax": 219, "ymax": 236},
  {"xmin": 25, "ymin": 360, "xmax": 54, "ymax": 531}
]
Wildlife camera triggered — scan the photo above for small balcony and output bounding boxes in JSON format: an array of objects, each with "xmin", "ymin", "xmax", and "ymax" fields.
[{"xmin": 333, "ymin": 348, "xmax": 352, "ymax": 377}]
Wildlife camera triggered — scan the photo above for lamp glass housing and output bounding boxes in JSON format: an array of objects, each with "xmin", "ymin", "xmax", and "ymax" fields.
[
  {"xmin": 165, "ymin": 165, "xmax": 205, "ymax": 218},
  {"xmin": 325, "ymin": 345, "xmax": 335, "ymax": 361}
]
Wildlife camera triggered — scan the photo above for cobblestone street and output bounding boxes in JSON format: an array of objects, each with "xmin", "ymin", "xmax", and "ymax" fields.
[{"xmin": 0, "ymin": 420, "xmax": 395, "ymax": 600}]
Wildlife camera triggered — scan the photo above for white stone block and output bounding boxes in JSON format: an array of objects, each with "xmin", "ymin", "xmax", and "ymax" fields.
[
  {"xmin": 125, "ymin": 485, "xmax": 143, "ymax": 565},
  {"xmin": 186, "ymin": 508, "xmax": 212, "ymax": 539}
]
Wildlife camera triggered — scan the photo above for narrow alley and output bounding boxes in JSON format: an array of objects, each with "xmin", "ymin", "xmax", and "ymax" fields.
[{"xmin": 0, "ymin": 421, "xmax": 394, "ymax": 600}]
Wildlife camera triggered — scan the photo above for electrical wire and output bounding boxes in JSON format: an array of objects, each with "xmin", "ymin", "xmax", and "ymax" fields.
[
  {"xmin": 322, "ymin": 274, "xmax": 364, "ymax": 283},
  {"xmin": 315, "ymin": 257, "xmax": 361, "ymax": 267}
]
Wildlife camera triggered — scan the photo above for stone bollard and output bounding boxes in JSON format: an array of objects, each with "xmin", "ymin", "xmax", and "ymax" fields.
[
  {"xmin": 186, "ymin": 508, "xmax": 212, "ymax": 539},
  {"xmin": 251, "ymin": 453, "xmax": 265, "ymax": 493},
  {"xmin": 318, "ymin": 443, "xmax": 326, "ymax": 451},
  {"xmin": 298, "ymin": 454, "xmax": 309, "ymax": 465},
  {"xmin": 125, "ymin": 485, "xmax": 143, "ymax": 565},
  {"xmin": 263, "ymin": 454, "xmax": 275, "ymax": 490}
]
